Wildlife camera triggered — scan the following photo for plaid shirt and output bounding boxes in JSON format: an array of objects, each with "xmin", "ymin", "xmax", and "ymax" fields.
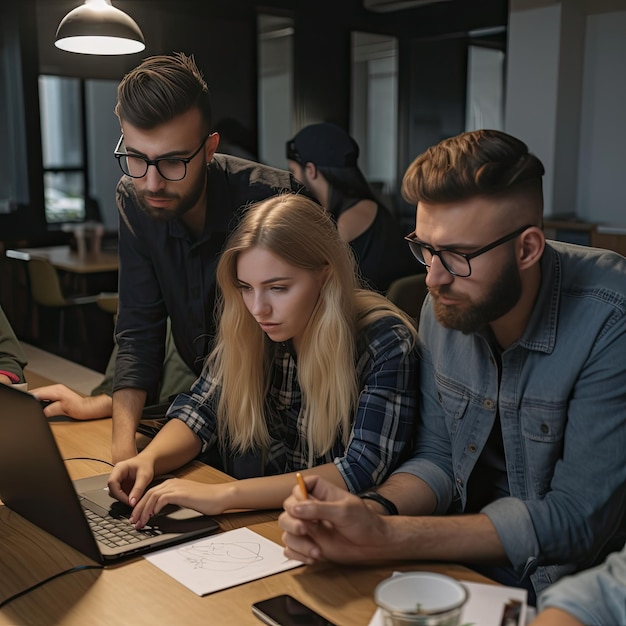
[{"xmin": 167, "ymin": 315, "xmax": 418, "ymax": 492}]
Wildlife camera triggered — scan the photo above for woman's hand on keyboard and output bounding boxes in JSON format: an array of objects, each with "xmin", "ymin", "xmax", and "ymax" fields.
[
  {"xmin": 129, "ymin": 479, "xmax": 233, "ymax": 528},
  {"xmin": 107, "ymin": 456, "xmax": 155, "ymax": 508}
]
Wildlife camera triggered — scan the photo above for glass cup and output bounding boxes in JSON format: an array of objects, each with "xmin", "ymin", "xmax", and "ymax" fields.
[{"xmin": 375, "ymin": 572, "xmax": 468, "ymax": 626}]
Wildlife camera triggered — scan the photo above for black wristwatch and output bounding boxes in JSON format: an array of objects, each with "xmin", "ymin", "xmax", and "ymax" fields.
[{"xmin": 359, "ymin": 491, "xmax": 398, "ymax": 515}]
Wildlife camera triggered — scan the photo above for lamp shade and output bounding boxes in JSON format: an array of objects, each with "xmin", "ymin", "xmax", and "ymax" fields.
[{"xmin": 55, "ymin": 0, "xmax": 145, "ymax": 55}]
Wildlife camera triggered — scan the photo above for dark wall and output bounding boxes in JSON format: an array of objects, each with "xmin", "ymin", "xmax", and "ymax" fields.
[
  {"xmin": 293, "ymin": 2, "xmax": 352, "ymax": 130},
  {"xmin": 395, "ymin": 36, "xmax": 471, "ymax": 226}
]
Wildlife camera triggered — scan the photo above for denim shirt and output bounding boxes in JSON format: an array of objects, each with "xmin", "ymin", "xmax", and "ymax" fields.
[{"xmin": 398, "ymin": 241, "xmax": 626, "ymax": 593}]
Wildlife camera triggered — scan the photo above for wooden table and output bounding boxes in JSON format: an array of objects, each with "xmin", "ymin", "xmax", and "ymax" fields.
[
  {"xmin": 0, "ymin": 418, "xmax": 494, "ymax": 626},
  {"xmin": 6, "ymin": 246, "xmax": 118, "ymax": 275}
]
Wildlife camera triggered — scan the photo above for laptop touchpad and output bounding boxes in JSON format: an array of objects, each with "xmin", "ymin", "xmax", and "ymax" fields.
[{"xmin": 83, "ymin": 486, "xmax": 203, "ymax": 520}]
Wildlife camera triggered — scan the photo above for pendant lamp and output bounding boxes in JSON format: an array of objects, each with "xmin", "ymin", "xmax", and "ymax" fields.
[{"xmin": 55, "ymin": 0, "xmax": 145, "ymax": 55}]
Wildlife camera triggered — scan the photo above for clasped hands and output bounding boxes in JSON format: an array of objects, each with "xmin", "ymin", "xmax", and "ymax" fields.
[{"xmin": 278, "ymin": 475, "xmax": 391, "ymax": 564}]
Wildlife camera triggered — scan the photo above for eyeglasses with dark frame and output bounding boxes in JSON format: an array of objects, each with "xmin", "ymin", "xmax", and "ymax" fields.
[
  {"xmin": 404, "ymin": 224, "xmax": 532, "ymax": 277},
  {"xmin": 114, "ymin": 134, "xmax": 210, "ymax": 181}
]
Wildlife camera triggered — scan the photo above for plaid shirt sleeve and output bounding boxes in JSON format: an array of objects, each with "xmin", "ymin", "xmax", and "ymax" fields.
[
  {"xmin": 166, "ymin": 366, "xmax": 221, "ymax": 452},
  {"xmin": 334, "ymin": 316, "xmax": 419, "ymax": 493}
]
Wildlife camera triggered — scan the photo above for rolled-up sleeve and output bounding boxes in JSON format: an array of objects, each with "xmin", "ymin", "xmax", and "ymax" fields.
[
  {"xmin": 497, "ymin": 316, "xmax": 626, "ymax": 576},
  {"xmin": 0, "ymin": 306, "xmax": 27, "ymax": 383},
  {"xmin": 391, "ymin": 339, "xmax": 455, "ymax": 514},
  {"xmin": 334, "ymin": 318, "xmax": 418, "ymax": 493},
  {"xmin": 166, "ymin": 367, "xmax": 220, "ymax": 452}
]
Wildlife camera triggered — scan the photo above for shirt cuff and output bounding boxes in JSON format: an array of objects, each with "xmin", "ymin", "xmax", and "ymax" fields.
[
  {"xmin": 482, "ymin": 496, "xmax": 540, "ymax": 577},
  {"xmin": 0, "ymin": 370, "xmax": 20, "ymax": 383},
  {"xmin": 391, "ymin": 457, "xmax": 453, "ymax": 514}
]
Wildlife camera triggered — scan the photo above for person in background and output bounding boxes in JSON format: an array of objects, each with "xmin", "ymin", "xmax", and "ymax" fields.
[
  {"xmin": 0, "ymin": 305, "xmax": 27, "ymax": 386},
  {"xmin": 530, "ymin": 543, "xmax": 626, "ymax": 625},
  {"xmin": 279, "ymin": 129, "xmax": 626, "ymax": 605},
  {"xmin": 31, "ymin": 319, "xmax": 195, "ymax": 421},
  {"xmin": 111, "ymin": 52, "xmax": 305, "ymax": 463},
  {"xmin": 107, "ymin": 194, "xmax": 418, "ymax": 524},
  {"xmin": 286, "ymin": 122, "xmax": 416, "ymax": 293}
]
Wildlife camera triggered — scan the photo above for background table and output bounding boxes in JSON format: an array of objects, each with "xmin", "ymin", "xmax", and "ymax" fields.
[
  {"xmin": 4, "ymin": 246, "xmax": 118, "ymax": 370},
  {"xmin": 6, "ymin": 245, "xmax": 118, "ymax": 275}
]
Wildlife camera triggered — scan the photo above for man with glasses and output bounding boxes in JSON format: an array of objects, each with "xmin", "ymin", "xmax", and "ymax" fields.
[
  {"xmin": 279, "ymin": 129, "xmax": 626, "ymax": 604},
  {"xmin": 110, "ymin": 53, "xmax": 304, "ymax": 463}
]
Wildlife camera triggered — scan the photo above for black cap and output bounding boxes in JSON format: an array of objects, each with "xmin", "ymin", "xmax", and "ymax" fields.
[{"xmin": 286, "ymin": 123, "xmax": 359, "ymax": 168}]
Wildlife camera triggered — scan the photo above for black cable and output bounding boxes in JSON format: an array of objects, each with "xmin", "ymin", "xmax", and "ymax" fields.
[
  {"xmin": 0, "ymin": 564, "xmax": 103, "ymax": 609},
  {"xmin": 63, "ymin": 457, "xmax": 114, "ymax": 467}
]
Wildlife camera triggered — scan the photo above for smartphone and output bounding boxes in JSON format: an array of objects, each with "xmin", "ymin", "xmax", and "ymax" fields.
[{"xmin": 251, "ymin": 594, "xmax": 337, "ymax": 626}]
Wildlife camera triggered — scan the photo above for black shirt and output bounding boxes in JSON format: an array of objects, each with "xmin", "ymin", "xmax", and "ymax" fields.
[
  {"xmin": 113, "ymin": 154, "xmax": 304, "ymax": 400},
  {"xmin": 334, "ymin": 198, "xmax": 418, "ymax": 293}
]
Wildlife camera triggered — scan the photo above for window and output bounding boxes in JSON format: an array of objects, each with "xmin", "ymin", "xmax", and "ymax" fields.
[
  {"xmin": 351, "ymin": 32, "xmax": 399, "ymax": 205},
  {"xmin": 39, "ymin": 75, "xmax": 86, "ymax": 224},
  {"xmin": 465, "ymin": 44, "xmax": 505, "ymax": 132},
  {"xmin": 258, "ymin": 14, "xmax": 294, "ymax": 167}
]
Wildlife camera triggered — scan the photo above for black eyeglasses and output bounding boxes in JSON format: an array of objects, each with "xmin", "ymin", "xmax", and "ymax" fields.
[
  {"xmin": 405, "ymin": 225, "xmax": 532, "ymax": 277},
  {"xmin": 114, "ymin": 134, "xmax": 210, "ymax": 181}
]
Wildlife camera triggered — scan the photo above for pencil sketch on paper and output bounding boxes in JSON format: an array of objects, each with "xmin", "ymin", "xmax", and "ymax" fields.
[
  {"xmin": 145, "ymin": 526, "xmax": 303, "ymax": 596},
  {"xmin": 178, "ymin": 540, "xmax": 264, "ymax": 571}
]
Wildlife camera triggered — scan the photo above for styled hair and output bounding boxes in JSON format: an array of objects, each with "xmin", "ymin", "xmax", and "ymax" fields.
[
  {"xmin": 402, "ymin": 129, "xmax": 545, "ymax": 219},
  {"xmin": 115, "ymin": 52, "xmax": 212, "ymax": 132},
  {"xmin": 207, "ymin": 194, "xmax": 416, "ymax": 461}
]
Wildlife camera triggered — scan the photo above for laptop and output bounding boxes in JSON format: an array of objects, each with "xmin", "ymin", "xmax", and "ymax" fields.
[{"xmin": 0, "ymin": 384, "xmax": 220, "ymax": 564}]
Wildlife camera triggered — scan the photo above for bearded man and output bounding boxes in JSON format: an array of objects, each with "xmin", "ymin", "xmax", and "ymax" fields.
[
  {"xmin": 111, "ymin": 53, "xmax": 303, "ymax": 463},
  {"xmin": 279, "ymin": 129, "xmax": 626, "ymax": 607}
]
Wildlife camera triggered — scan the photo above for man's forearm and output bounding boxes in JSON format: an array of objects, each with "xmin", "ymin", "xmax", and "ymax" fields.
[
  {"xmin": 112, "ymin": 387, "xmax": 147, "ymax": 463},
  {"xmin": 372, "ymin": 512, "xmax": 508, "ymax": 563},
  {"xmin": 360, "ymin": 472, "xmax": 507, "ymax": 563},
  {"xmin": 84, "ymin": 394, "xmax": 114, "ymax": 419}
]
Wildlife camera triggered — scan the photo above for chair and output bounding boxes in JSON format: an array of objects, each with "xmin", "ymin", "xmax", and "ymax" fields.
[
  {"xmin": 386, "ymin": 273, "xmax": 429, "ymax": 322},
  {"xmin": 26, "ymin": 256, "xmax": 99, "ymax": 349},
  {"xmin": 96, "ymin": 292, "xmax": 119, "ymax": 316}
]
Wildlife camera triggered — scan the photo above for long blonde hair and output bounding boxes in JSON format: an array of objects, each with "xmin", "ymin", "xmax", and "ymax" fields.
[{"xmin": 207, "ymin": 194, "xmax": 416, "ymax": 462}]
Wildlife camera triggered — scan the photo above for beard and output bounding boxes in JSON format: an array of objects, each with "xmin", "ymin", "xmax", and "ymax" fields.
[
  {"xmin": 134, "ymin": 168, "xmax": 207, "ymax": 222},
  {"xmin": 430, "ymin": 250, "xmax": 522, "ymax": 334}
]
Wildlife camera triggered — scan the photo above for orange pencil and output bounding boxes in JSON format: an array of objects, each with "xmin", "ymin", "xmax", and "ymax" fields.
[{"xmin": 296, "ymin": 472, "xmax": 309, "ymax": 499}]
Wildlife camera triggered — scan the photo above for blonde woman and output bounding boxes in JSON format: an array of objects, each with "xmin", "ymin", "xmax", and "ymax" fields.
[{"xmin": 108, "ymin": 194, "xmax": 418, "ymax": 526}]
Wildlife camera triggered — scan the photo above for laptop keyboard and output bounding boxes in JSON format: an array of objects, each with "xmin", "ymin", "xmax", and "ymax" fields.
[{"xmin": 83, "ymin": 504, "xmax": 162, "ymax": 548}]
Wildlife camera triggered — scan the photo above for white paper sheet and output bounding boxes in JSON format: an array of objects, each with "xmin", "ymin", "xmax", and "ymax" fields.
[
  {"xmin": 368, "ymin": 575, "xmax": 532, "ymax": 626},
  {"xmin": 145, "ymin": 526, "xmax": 303, "ymax": 596}
]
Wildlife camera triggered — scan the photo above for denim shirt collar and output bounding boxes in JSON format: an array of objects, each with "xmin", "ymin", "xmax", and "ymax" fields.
[{"xmin": 517, "ymin": 243, "xmax": 560, "ymax": 355}]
